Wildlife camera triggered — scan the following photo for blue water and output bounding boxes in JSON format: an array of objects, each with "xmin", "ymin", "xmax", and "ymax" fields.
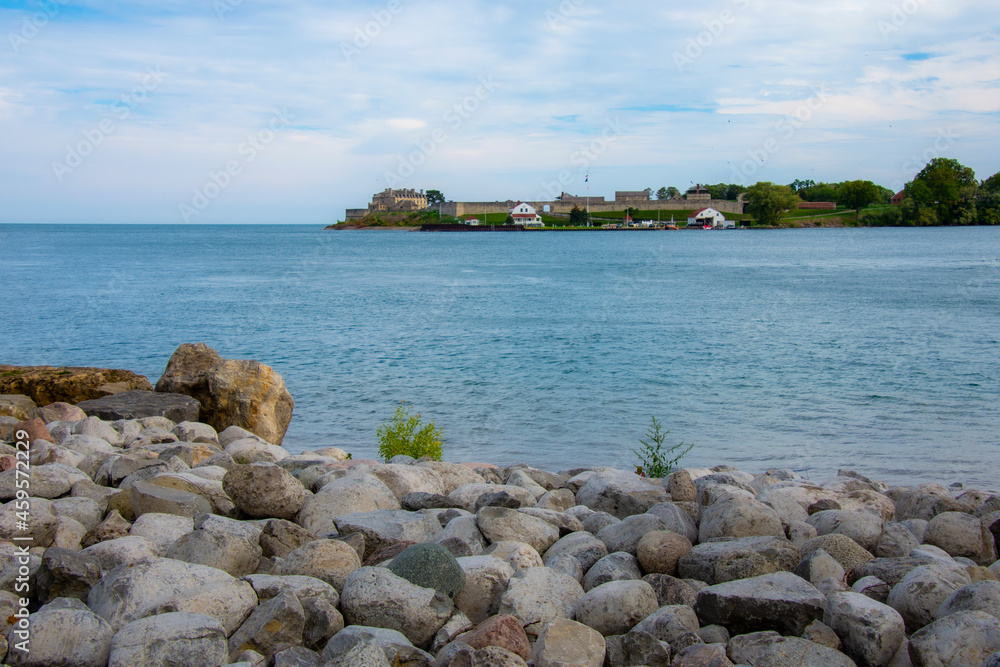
[{"xmin": 1, "ymin": 224, "xmax": 998, "ymax": 488}]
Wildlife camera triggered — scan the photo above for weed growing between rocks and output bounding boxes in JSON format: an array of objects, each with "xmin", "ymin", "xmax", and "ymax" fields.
[
  {"xmin": 377, "ymin": 401, "xmax": 443, "ymax": 461},
  {"xmin": 633, "ymin": 416, "xmax": 692, "ymax": 478}
]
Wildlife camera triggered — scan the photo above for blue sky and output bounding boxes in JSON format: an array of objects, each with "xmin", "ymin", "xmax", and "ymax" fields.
[{"xmin": 1, "ymin": 0, "xmax": 998, "ymax": 224}]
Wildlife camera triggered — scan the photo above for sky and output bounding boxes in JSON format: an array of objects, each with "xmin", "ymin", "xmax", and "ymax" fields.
[{"xmin": 1, "ymin": 0, "xmax": 998, "ymax": 224}]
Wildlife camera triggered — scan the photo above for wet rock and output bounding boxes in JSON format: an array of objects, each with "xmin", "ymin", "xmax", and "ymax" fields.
[
  {"xmin": 340, "ymin": 566, "xmax": 453, "ymax": 649},
  {"xmin": 908, "ymin": 610, "xmax": 1000, "ymax": 667},
  {"xmin": 695, "ymin": 572, "xmax": 825, "ymax": 636},
  {"xmin": 532, "ymin": 617, "xmax": 606, "ymax": 667},
  {"xmin": 574, "ymin": 579, "xmax": 659, "ymax": 637},
  {"xmin": 107, "ymin": 612, "xmax": 227, "ymax": 667},
  {"xmin": 154, "ymin": 343, "xmax": 294, "ymax": 445},
  {"xmin": 824, "ymin": 591, "xmax": 905, "ymax": 667}
]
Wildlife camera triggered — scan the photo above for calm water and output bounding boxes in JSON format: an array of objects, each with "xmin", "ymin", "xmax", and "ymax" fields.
[{"xmin": 1, "ymin": 224, "xmax": 998, "ymax": 488}]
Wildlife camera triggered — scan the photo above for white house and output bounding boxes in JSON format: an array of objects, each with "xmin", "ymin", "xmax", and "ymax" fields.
[
  {"xmin": 687, "ymin": 207, "xmax": 733, "ymax": 229},
  {"xmin": 509, "ymin": 202, "xmax": 543, "ymax": 227}
]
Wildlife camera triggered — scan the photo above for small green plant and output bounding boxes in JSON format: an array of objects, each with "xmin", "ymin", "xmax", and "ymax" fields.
[
  {"xmin": 632, "ymin": 417, "xmax": 692, "ymax": 478},
  {"xmin": 377, "ymin": 401, "xmax": 443, "ymax": 462}
]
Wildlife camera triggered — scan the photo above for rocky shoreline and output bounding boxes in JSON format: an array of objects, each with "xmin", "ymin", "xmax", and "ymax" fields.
[
  {"xmin": 1, "ymin": 347, "xmax": 999, "ymax": 666},
  {"xmin": 0, "ymin": 406, "xmax": 998, "ymax": 667}
]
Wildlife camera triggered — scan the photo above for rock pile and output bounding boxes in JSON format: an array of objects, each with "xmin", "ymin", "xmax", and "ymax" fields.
[{"xmin": 1, "ymin": 410, "xmax": 999, "ymax": 666}]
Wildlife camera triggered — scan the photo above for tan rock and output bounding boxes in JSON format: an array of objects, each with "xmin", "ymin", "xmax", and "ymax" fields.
[
  {"xmin": 533, "ymin": 618, "xmax": 606, "ymax": 667},
  {"xmin": 0, "ymin": 394, "xmax": 38, "ymax": 421},
  {"xmin": 0, "ymin": 366, "xmax": 152, "ymax": 405},
  {"xmin": 154, "ymin": 343, "xmax": 294, "ymax": 446},
  {"xmin": 637, "ymin": 530, "xmax": 693, "ymax": 576}
]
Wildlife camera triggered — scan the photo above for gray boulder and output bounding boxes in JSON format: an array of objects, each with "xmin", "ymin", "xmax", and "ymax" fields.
[
  {"xmin": 36, "ymin": 547, "xmax": 102, "ymax": 603},
  {"xmin": 129, "ymin": 480, "xmax": 212, "ymax": 518},
  {"xmin": 695, "ymin": 572, "xmax": 826, "ymax": 636},
  {"xmin": 643, "ymin": 574, "xmax": 699, "ymax": 608},
  {"xmin": 227, "ymin": 592, "xmax": 305, "ymax": 660},
  {"xmin": 604, "ymin": 629, "xmax": 672, "ymax": 667},
  {"xmin": 800, "ymin": 533, "xmax": 875, "ymax": 572},
  {"xmin": 824, "ymin": 591, "xmax": 904, "ymax": 667},
  {"xmin": 107, "ymin": 612, "xmax": 228, "ymax": 667},
  {"xmin": 223, "ymin": 463, "xmax": 308, "ymax": 520},
  {"xmin": 273, "ymin": 539, "xmax": 361, "ymax": 592},
  {"xmin": 698, "ymin": 493, "xmax": 784, "ymax": 542},
  {"xmin": 543, "ymin": 531, "xmax": 609, "ymax": 573},
  {"xmin": 87, "ymin": 557, "xmax": 258, "ymax": 634},
  {"xmin": 646, "ymin": 502, "xmax": 699, "ymax": 543},
  {"xmin": 574, "ymin": 470, "xmax": 667, "ymax": 519},
  {"xmin": 908, "ymin": 611, "xmax": 1000, "ymax": 667},
  {"xmin": 574, "ymin": 579, "xmax": 659, "ymax": 637},
  {"xmin": 631, "ymin": 604, "xmax": 701, "ymax": 645},
  {"xmin": 259, "ymin": 518, "xmax": 318, "ymax": 559},
  {"xmin": 498, "ymin": 566, "xmax": 585, "ymax": 637},
  {"xmin": 128, "ymin": 512, "xmax": 194, "ymax": 555},
  {"xmin": 887, "ymin": 563, "xmax": 972, "ymax": 631},
  {"xmin": 808, "ymin": 509, "xmax": 884, "ymax": 553},
  {"xmin": 454, "ymin": 555, "xmax": 515, "ymax": 624},
  {"xmin": 6, "ymin": 597, "xmax": 114, "ymax": 667},
  {"xmin": 678, "ymin": 536, "xmax": 800, "ymax": 585},
  {"xmin": 532, "ymin": 617, "xmax": 607, "ymax": 667},
  {"xmin": 935, "ymin": 580, "xmax": 1000, "ymax": 620},
  {"xmin": 371, "ymin": 463, "xmax": 447, "ymax": 500},
  {"xmin": 582, "ymin": 552, "xmax": 642, "ymax": 592},
  {"xmin": 165, "ymin": 528, "xmax": 262, "ymax": 577},
  {"xmin": 335, "ymin": 510, "xmax": 442, "ymax": 561},
  {"xmin": 297, "ymin": 473, "xmax": 400, "ymax": 535},
  {"xmin": 596, "ymin": 513, "xmax": 667, "ymax": 554},
  {"xmin": 322, "ymin": 625, "xmax": 430, "ymax": 666},
  {"xmin": 476, "ymin": 506, "xmax": 559, "ymax": 554},
  {"xmin": 924, "ymin": 511, "xmax": 998, "ymax": 565},
  {"xmin": 727, "ymin": 631, "xmax": 857, "ymax": 667},
  {"xmin": 387, "ymin": 542, "xmax": 466, "ymax": 599},
  {"xmin": 340, "ymin": 566, "xmax": 453, "ymax": 649},
  {"xmin": 876, "ymin": 522, "xmax": 920, "ymax": 558},
  {"xmin": 80, "ymin": 535, "xmax": 158, "ymax": 571},
  {"xmin": 77, "ymin": 390, "xmax": 201, "ymax": 423}
]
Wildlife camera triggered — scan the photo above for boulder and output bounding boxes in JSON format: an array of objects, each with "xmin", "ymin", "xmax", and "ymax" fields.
[
  {"xmin": 887, "ymin": 563, "xmax": 972, "ymax": 631},
  {"xmin": 476, "ymin": 506, "xmax": 559, "ymax": 554},
  {"xmin": 824, "ymin": 591, "xmax": 905, "ymax": 667},
  {"xmin": 536, "ymin": 489, "xmax": 577, "ymax": 513},
  {"xmin": 637, "ymin": 530, "xmax": 693, "ymax": 576},
  {"xmin": 6, "ymin": 597, "xmax": 114, "ymax": 667},
  {"xmin": 643, "ymin": 574, "xmax": 699, "ymax": 608},
  {"xmin": 128, "ymin": 512, "xmax": 194, "ymax": 555},
  {"xmin": 699, "ymin": 493, "xmax": 784, "ymax": 542},
  {"xmin": 435, "ymin": 514, "xmax": 488, "ymax": 557},
  {"xmin": 793, "ymin": 548, "xmax": 847, "ymax": 597},
  {"xmin": 340, "ymin": 566, "xmax": 453, "ymax": 649},
  {"xmin": 37, "ymin": 402, "xmax": 88, "ymax": 423},
  {"xmin": 0, "ymin": 462, "xmax": 88, "ymax": 501},
  {"xmin": 166, "ymin": 529, "xmax": 262, "ymax": 577},
  {"xmin": 456, "ymin": 614, "xmax": 531, "ymax": 661},
  {"xmin": 851, "ymin": 556, "xmax": 939, "ymax": 587},
  {"xmin": 36, "ymin": 547, "xmax": 103, "ymax": 603},
  {"xmin": 387, "ymin": 542, "xmax": 466, "ymax": 599},
  {"xmin": 297, "ymin": 473, "xmax": 400, "ymax": 535},
  {"xmin": 76, "ymin": 390, "xmax": 201, "ymax": 423},
  {"xmin": 924, "ymin": 511, "xmax": 998, "ymax": 565},
  {"xmin": 583, "ymin": 552, "xmax": 643, "ymax": 591},
  {"xmin": 876, "ymin": 522, "xmax": 920, "ymax": 558},
  {"xmin": 604, "ymin": 629, "xmax": 672, "ymax": 667},
  {"xmin": 646, "ymin": 502, "xmax": 699, "ymax": 544},
  {"xmin": 0, "ymin": 365, "xmax": 153, "ymax": 405},
  {"xmin": 574, "ymin": 470, "xmax": 667, "ymax": 519},
  {"xmin": 154, "ymin": 343, "xmax": 294, "ymax": 445},
  {"xmin": 321, "ymin": 625, "xmax": 428, "ymax": 666},
  {"xmin": 273, "ymin": 539, "xmax": 361, "ymax": 592},
  {"xmin": 227, "ymin": 592, "xmax": 305, "ymax": 660},
  {"xmin": 455, "ymin": 555, "xmax": 515, "ymax": 624},
  {"xmin": 695, "ymin": 572, "xmax": 826, "ymax": 635},
  {"xmin": 0, "ymin": 393, "xmax": 37, "ymax": 421},
  {"xmin": 908, "ymin": 610, "xmax": 1000, "ymax": 666},
  {"xmin": 596, "ymin": 513, "xmax": 668, "ymax": 555},
  {"xmin": 498, "ymin": 566, "xmax": 585, "ymax": 637},
  {"xmin": 223, "ymin": 463, "xmax": 308, "ymax": 520},
  {"xmin": 449, "ymin": 483, "xmax": 537, "ymax": 512},
  {"xmin": 678, "ymin": 536, "xmax": 800, "ymax": 585},
  {"xmin": 887, "ymin": 485, "xmax": 968, "ymax": 522},
  {"xmin": 543, "ymin": 532, "xmax": 609, "ymax": 573},
  {"xmin": 574, "ymin": 579, "xmax": 658, "ymax": 637},
  {"xmin": 808, "ymin": 509, "xmax": 884, "ymax": 553},
  {"xmin": 1, "ymin": 497, "xmax": 60, "ymax": 547},
  {"xmin": 11, "ymin": 416, "xmax": 52, "ymax": 447},
  {"xmin": 417, "ymin": 461, "xmax": 486, "ymax": 494},
  {"xmin": 727, "ymin": 631, "xmax": 857, "ymax": 667},
  {"xmin": 107, "ymin": 612, "xmax": 228, "ymax": 667},
  {"xmin": 51, "ymin": 496, "xmax": 104, "ymax": 532},
  {"xmin": 260, "ymin": 518, "xmax": 318, "ymax": 559},
  {"xmin": 631, "ymin": 604, "xmax": 701, "ymax": 645},
  {"xmin": 800, "ymin": 533, "xmax": 875, "ymax": 572},
  {"xmin": 87, "ymin": 557, "xmax": 258, "ymax": 634},
  {"xmin": 335, "ymin": 510, "xmax": 443, "ymax": 561},
  {"xmin": 81, "ymin": 535, "xmax": 159, "ymax": 571},
  {"xmin": 935, "ymin": 580, "xmax": 1000, "ymax": 620},
  {"xmin": 532, "ymin": 617, "xmax": 606, "ymax": 667},
  {"xmin": 372, "ymin": 463, "xmax": 446, "ymax": 500},
  {"xmin": 129, "ymin": 480, "xmax": 212, "ymax": 518},
  {"xmin": 671, "ymin": 643, "xmax": 731, "ymax": 667},
  {"xmin": 484, "ymin": 541, "xmax": 544, "ymax": 573},
  {"xmin": 172, "ymin": 421, "xmax": 219, "ymax": 444}
]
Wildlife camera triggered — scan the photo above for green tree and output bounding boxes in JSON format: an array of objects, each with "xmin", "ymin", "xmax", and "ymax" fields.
[
  {"xmin": 838, "ymin": 180, "xmax": 882, "ymax": 214},
  {"xmin": 981, "ymin": 171, "xmax": 1000, "ymax": 193},
  {"xmin": 426, "ymin": 189, "xmax": 445, "ymax": 205},
  {"xmin": 643, "ymin": 187, "xmax": 653, "ymax": 199},
  {"xmin": 377, "ymin": 402, "xmax": 443, "ymax": 462},
  {"xmin": 569, "ymin": 205, "xmax": 591, "ymax": 227},
  {"xmin": 743, "ymin": 182, "xmax": 798, "ymax": 227},
  {"xmin": 656, "ymin": 187, "xmax": 670, "ymax": 200},
  {"xmin": 789, "ymin": 178, "xmax": 816, "ymax": 192},
  {"xmin": 667, "ymin": 186, "xmax": 680, "ymax": 200},
  {"xmin": 905, "ymin": 158, "xmax": 977, "ymax": 224}
]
